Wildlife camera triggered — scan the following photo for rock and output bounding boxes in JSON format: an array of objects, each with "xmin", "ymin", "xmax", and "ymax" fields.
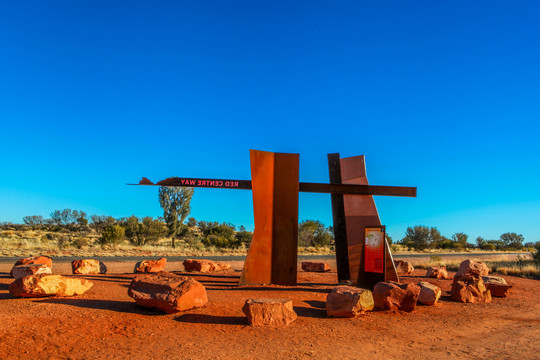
[
  {"xmin": 182, "ymin": 259, "xmax": 232, "ymax": 273},
  {"xmin": 326, "ymin": 286, "xmax": 374, "ymax": 317},
  {"xmin": 71, "ymin": 259, "xmax": 107, "ymax": 275},
  {"xmin": 426, "ymin": 266, "xmax": 448, "ymax": 279},
  {"xmin": 9, "ymin": 274, "xmax": 93, "ymax": 297},
  {"xmin": 134, "ymin": 258, "xmax": 167, "ymax": 273},
  {"xmin": 11, "ymin": 264, "xmax": 52, "ymax": 279},
  {"xmin": 417, "ymin": 281, "xmax": 442, "ymax": 305},
  {"xmin": 373, "ymin": 281, "xmax": 420, "ymax": 312},
  {"xmin": 394, "ymin": 260, "xmax": 414, "ymax": 276},
  {"xmin": 482, "ymin": 276, "xmax": 512, "ymax": 298},
  {"xmin": 455, "ymin": 260, "xmax": 489, "ymax": 278},
  {"xmin": 127, "ymin": 271, "xmax": 208, "ymax": 313},
  {"xmin": 301, "ymin": 262, "xmax": 331, "ymax": 272},
  {"xmin": 451, "ymin": 274, "xmax": 492, "ymax": 303},
  {"xmin": 242, "ymin": 299, "xmax": 297, "ymax": 327},
  {"xmin": 10, "ymin": 256, "xmax": 52, "ymax": 277}
]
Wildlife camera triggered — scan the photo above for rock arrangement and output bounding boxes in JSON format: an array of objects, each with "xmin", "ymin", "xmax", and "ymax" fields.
[
  {"xmin": 10, "ymin": 256, "xmax": 53, "ymax": 277},
  {"xmin": 128, "ymin": 271, "xmax": 208, "ymax": 313},
  {"xmin": 394, "ymin": 260, "xmax": 414, "ymax": 276},
  {"xmin": 72, "ymin": 259, "xmax": 107, "ymax": 275},
  {"xmin": 373, "ymin": 281, "xmax": 420, "ymax": 312},
  {"xmin": 9, "ymin": 274, "xmax": 94, "ymax": 298},
  {"xmin": 326, "ymin": 286, "xmax": 374, "ymax": 317},
  {"xmin": 183, "ymin": 259, "xmax": 232, "ymax": 273},
  {"xmin": 482, "ymin": 276, "xmax": 512, "ymax": 297},
  {"xmin": 134, "ymin": 258, "xmax": 167, "ymax": 273},
  {"xmin": 301, "ymin": 262, "xmax": 331, "ymax": 272},
  {"xmin": 451, "ymin": 260, "xmax": 492, "ymax": 303},
  {"xmin": 242, "ymin": 299, "xmax": 297, "ymax": 327},
  {"xmin": 426, "ymin": 266, "xmax": 448, "ymax": 279}
]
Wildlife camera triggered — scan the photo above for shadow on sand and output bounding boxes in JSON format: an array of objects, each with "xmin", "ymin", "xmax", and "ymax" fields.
[
  {"xmin": 174, "ymin": 313, "xmax": 247, "ymax": 326},
  {"xmin": 32, "ymin": 298, "xmax": 163, "ymax": 315}
]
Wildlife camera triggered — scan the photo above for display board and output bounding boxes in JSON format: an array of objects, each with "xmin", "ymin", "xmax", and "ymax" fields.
[{"xmin": 364, "ymin": 227, "xmax": 386, "ymax": 274}]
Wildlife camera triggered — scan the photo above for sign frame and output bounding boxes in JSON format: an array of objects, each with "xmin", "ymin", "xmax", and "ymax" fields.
[{"xmin": 358, "ymin": 225, "xmax": 387, "ymax": 289}]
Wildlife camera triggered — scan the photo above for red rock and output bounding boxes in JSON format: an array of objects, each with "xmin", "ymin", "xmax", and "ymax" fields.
[
  {"xmin": 10, "ymin": 256, "xmax": 52, "ymax": 277},
  {"xmin": 417, "ymin": 281, "xmax": 442, "ymax": 305},
  {"xmin": 182, "ymin": 259, "xmax": 232, "ymax": 273},
  {"xmin": 301, "ymin": 262, "xmax": 331, "ymax": 272},
  {"xmin": 426, "ymin": 266, "xmax": 448, "ymax": 279},
  {"xmin": 242, "ymin": 299, "xmax": 297, "ymax": 327},
  {"xmin": 9, "ymin": 274, "xmax": 93, "ymax": 297},
  {"xmin": 373, "ymin": 281, "xmax": 420, "ymax": 312},
  {"xmin": 127, "ymin": 272, "xmax": 208, "ymax": 313},
  {"xmin": 326, "ymin": 286, "xmax": 374, "ymax": 317},
  {"xmin": 455, "ymin": 260, "xmax": 489, "ymax": 278},
  {"xmin": 71, "ymin": 259, "xmax": 107, "ymax": 275},
  {"xmin": 451, "ymin": 275, "xmax": 492, "ymax": 303},
  {"xmin": 11, "ymin": 264, "xmax": 52, "ymax": 279},
  {"xmin": 394, "ymin": 260, "xmax": 414, "ymax": 276},
  {"xmin": 482, "ymin": 276, "xmax": 512, "ymax": 298},
  {"xmin": 134, "ymin": 258, "xmax": 167, "ymax": 273}
]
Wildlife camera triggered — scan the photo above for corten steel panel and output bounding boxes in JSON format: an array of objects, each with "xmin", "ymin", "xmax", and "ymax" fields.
[
  {"xmin": 239, "ymin": 150, "xmax": 275, "ymax": 285},
  {"xmin": 271, "ymin": 153, "xmax": 299, "ymax": 285},
  {"xmin": 339, "ymin": 155, "xmax": 399, "ymax": 285},
  {"xmin": 239, "ymin": 150, "xmax": 300, "ymax": 286},
  {"xmin": 328, "ymin": 153, "xmax": 350, "ymax": 282}
]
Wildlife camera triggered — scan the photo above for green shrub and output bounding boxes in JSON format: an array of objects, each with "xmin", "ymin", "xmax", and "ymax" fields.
[{"xmin": 100, "ymin": 224, "xmax": 125, "ymax": 248}]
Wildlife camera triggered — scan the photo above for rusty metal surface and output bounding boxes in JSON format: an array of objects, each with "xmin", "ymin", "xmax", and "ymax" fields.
[
  {"xmin": 239, "ymin": 150, "xmax": 300, "ymax": 286},
  {"xmin": 132, "ymin": 177, "xmax": 416, "ymax": 197}
]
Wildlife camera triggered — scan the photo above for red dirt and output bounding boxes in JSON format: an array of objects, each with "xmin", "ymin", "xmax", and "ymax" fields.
[{"xmin": 0, "ymin": 260, "xmax": 538, "ymax": 360}]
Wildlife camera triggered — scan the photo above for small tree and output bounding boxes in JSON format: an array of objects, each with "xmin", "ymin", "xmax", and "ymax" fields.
[
  {"xmin": 500, "ymin": 232, "xmax": 524, "ymax": 250},
  {"xmin": 121, "ymin": 216, "xmax": 166, "ymax": 246},
  {"xmin": 22, "ymin": 215, "xmax": 44, "ymax": 226},
  {"xmin": 401, "ymin": 226, "xmax": 432, "ymax": 250},
  {"xmin": 159, "ymin": 186, "xmax": 194, "ymax": 248},
  {"xmin": 99, "ymin": 224, "xmax": 125, "ymax": 248},
  {"xmin": 298, "ymin": 220, "xmax": 332, "ymax": 248},
  {"xmin": 90, "ymin": 215, "xmax": 117, "ymax": 234},
  {"xmin": 451, "ymin": 232, "xmax": 468, "ymax": 246}
]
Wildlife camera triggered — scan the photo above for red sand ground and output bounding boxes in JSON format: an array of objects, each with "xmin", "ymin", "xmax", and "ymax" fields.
[{"xmin": 0, "ymin": 260, "xmax": 538, "ymax": 360}]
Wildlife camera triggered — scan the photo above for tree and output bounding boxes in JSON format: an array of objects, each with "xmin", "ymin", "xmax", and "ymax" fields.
[
  {"xmin": 99, "ymin": 224, "xmax": 125, "ymax": 248},
  {"xmin": 121, "ymin": 216, "xmax": 166, "ymax": 246},
  {"xmin": 22, "ymin": 215, "xmax": 44, "ymax": 226},
  {"xmin": 298, "ymin": 220, "xmax": 333, "ymax": 248},
  {"xmin": 500, "ymin": 232, "xmax": 524, "ymax": 250},
  {"xmin": 159, "ymin": 186, "xmax": 194, "ymax": 248},
  {"xmin": 49, "ymin": 209, "xmax": 87, "ymax": 226},
  {"xmin": 401, "ymin": 226, "xmax": 445, "ymax": 251},
  {"xmin": 90, "ymin": 215, "xmax": 116, "ymax": 234},
  {"xmin": 476, "ymin": 236, "xmax": 486, "ymax": 248}
]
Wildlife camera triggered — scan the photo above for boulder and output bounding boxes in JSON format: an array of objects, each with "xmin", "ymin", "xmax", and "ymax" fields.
[
  {"xmin": 127, "ymin": 271, "xmax": 208, "ymax": 313},
  {"xmin": 301, "ymin": 262, "xmax": 331, "ymax": 272},
  {"xmin": 134, "ymin": 258, "xmax": 167, "ymax": 273},
  {"xmin": 182, "ymin": 259, "xmax": 231, "ymax": 273},
  {"xmin": 394, "ymin": 260, "xmax": 414, "ymax": 276},
  {"xmin": 71, "ymin": 259, "xmax": 107, "ymax": 275},
  {"xmin": 451, "ymin": 274, "xmax": 492, "ymax": 303},
  {"xmin": 11, "ymin": 264, "xmax": 52, "ymax": 280},
  {"xmin": 373, "ymin": 281, "xmax": 420, "ymax": 312},
  {"xmin": 482, "ymin": 276, "xmax": 512, "ymax": 298},
  {"xmin": 242, "ymin": 299, "xmax": 297, "ymax": 327},
  {"xmin": 9, "ymin": 274, "xmax": 94, "ymax": 297},
  {"xmin": 417, "ymin": 281, "xmax": 442, "ymax": 305},
  {"xmin": 455, "ymin": 260, "xmax": 489, "ymax": 278},
  {"xmin": 326, "ymin": 286, "xmax": 374, "ymax": 317},
  {"xmin": 426, "ymin": 266, "xmax": 448, "ymax": 279},
  {"xmin": 10, "ymin": 256, "xmax": 52, "ymax": 277}
]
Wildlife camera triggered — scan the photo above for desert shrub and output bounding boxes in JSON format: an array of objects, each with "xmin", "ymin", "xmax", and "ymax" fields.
[
  {"xmin": 533, "ymin": 242, "xmax": 540, "ymax": 266},
  {"xmin": 72, "ymin": 237, "xmax": 90, "ymax": 249},
  {"xmin": 235, "ymin": 230, "xmax": 253, "ymax": 247},
  {"xmin": 121, "ymin": 216, "xmax": 166, "ymax": 246},
  {"xmin": 298, "ymin": 220, "xmax": 333, "ymax": 248},
  {"xmin": 482, "ymin": 243, "xmax": 496, "ymax": 251},
  {"xmin": 99, "ymin": 224, "xmax": 125, "ymax": 248},
  {"xmin": 198, "ymin": 221, "xmax": 239, "ymax": 248},
  {"xmin": 57, "ymin": 235, "xmax": 71, "ymax": 249}
]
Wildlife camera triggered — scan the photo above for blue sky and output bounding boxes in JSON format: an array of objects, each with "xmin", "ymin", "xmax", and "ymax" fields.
[{"xmin": 0, "ymin": 1, "xmax": 539, "ymax": 242}]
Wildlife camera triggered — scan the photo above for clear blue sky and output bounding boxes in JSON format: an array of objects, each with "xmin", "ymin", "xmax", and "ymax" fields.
[{"xmin": 1, "ymin": 1, "xmax": 539, "ymax": 243}]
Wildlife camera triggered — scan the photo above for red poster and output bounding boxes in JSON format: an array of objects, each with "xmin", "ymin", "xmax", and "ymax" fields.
[{"xmin": 364, "ymin": 227, "xmax": 385, "ymax": 273}]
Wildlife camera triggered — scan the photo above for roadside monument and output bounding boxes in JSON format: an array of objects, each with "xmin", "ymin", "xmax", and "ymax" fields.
[{"xmin": 133, "ymin": 149, "xmax": 416, "ymax": 288}]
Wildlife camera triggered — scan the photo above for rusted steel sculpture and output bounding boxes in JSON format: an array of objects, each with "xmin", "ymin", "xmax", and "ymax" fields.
[
  {"xmin": 133, "ymin": 149, "xmax": 416, "ymax": 287},
  {"xmin": 328, "ymin": 154, "xmax": 399, "ymax": 288}
]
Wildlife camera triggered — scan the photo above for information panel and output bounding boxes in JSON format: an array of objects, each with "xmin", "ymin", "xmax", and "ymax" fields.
[{"xmin": 364, "ymin": 227, "xmax": 386, "ymax": 274}]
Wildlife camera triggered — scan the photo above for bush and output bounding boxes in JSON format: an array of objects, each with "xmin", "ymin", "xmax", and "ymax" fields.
[
  {"xmin": 121, "ymin": 216, "xmax": 166, "ymax": 246},
  {"xmin": 533, "ymin": 242, "xmax": 540, "ymax": 266},
  {"xmin": 100, "ymin": 224, "xmax": 125, "ymax": 248}
]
